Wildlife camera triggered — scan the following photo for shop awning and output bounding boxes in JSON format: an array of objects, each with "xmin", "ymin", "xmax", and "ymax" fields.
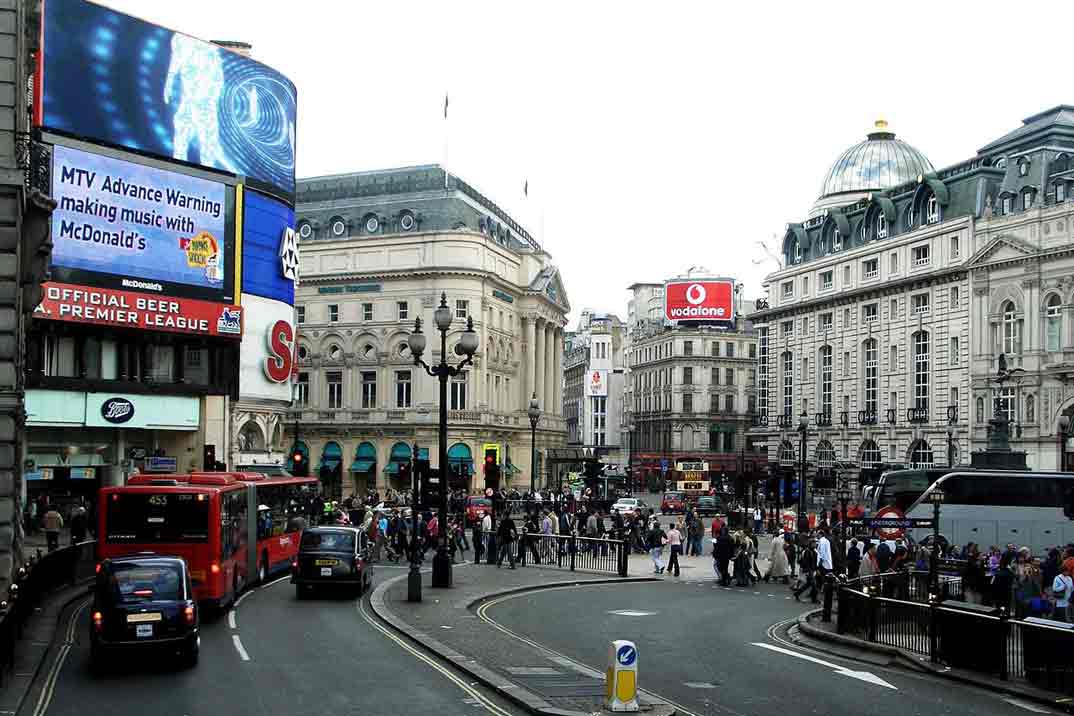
[
  {"xmin": 319, "ymin": 442, "xmax": 343, "ymax": 472},
  {"xmin": 504, "ymin": 461, "xmax": 521, "ymax": 475},
  {"xmin": 320, "ymin": 457, "xmax": 342, "ymax": 472},
  {"xmin": 383, "ymin": 462, "xmax": 400, "ymax": 475},
  {"xmin": 350, "ymin": 459, "xmax": 375, "ymax": 473},
  {"xmin": 389, "ymin": 443, "xmax": 412, "ymax": 461}
]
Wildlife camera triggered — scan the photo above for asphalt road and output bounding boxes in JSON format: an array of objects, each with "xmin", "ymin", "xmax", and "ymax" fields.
[
  {"xmin": 482, "ymin": 580, "xmax": 1059, "ymax": 716},
  {"xmin": 31, "ymin": 566, "xmax": 523, "ymax": 716}
]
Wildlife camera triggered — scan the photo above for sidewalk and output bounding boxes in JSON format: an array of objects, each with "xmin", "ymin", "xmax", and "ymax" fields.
[
  {"xmin": 370, "ymin": 562, "xmax": 674, "ymax": 716},
  {"xmin": 20, "ymin": 527, "xmax": 74, "ymax": 561}
]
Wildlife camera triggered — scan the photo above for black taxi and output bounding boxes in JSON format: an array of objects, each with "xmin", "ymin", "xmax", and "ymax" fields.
[
  {"xmin": 90, "ymin": 554, "xmax": 199, "ymax": 669},
  {"xmin": 292, "ymin": 526, "xmax": 372, "ymax": 598}
]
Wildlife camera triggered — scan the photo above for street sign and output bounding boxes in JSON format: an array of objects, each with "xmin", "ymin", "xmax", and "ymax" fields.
[
  {"xmin": 848, "ymin": 515, "xmax": 935, "ymax": 533},
  {"xmin": 873, "ymin": 506, "xmax": 906, "ymax": 539},
  {"xmin": 660, "ymin": 458, "xmax": 669, "ymax": 471},
  {"xmin": 616, "ymin": 644, "xmax": 637, "ymax": 666},
  {"xmin": 146, "ymin": 456, "xmax": 177, "ymax": 473}
]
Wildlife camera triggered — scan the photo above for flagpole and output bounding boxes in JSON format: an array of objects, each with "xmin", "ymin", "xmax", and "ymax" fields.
[{"xmin": 443, "ymin": 92, "xmax": 450, "ymax": 190}]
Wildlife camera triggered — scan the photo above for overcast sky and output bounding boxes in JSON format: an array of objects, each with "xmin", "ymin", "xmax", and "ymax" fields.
[{"xmin": 103, "ymin": 0, "xmax": 1074, "ymax": 326}]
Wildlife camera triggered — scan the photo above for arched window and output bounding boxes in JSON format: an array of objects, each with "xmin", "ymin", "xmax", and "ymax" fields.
[
  {"xmin": 863, "ymin": 339, "xmax": 878, "ymax": 414},
  {"xmin": 833, "ymin": 230, "xmax": 842, "ymax": 252},
  {"xmin": 859, "ymin": 439, "xmax": 880, "ymax": 467},
  {"xmin": 1046, "ymin": 294, "xmax": 1063, "ymax": 352},
  {"xmin": 906, "ymin": 204, "xmax": 915, "ymax": 231},
  {"xmin": 876, "ymin": 212, "xmax": 887, "ymax": 239},
  {"xmin": 1003, "ymin": 301, "xmax": 1020, "ymax": 354},
  {"xmin": 238, "ymin": 421, "xmax": 264, "ymax": 451},
  {"xmin": 925, "ymin": 194, "xmax": 939, "ymax": 225},
  {"xmin": 1026, "ymin": 394, "xmax": 1036, "ymax": 424},
  {"xmin": 793, "ymin": 240, "xmax": 802, "ymax": 264},
  {"xmin": 913, "ymin": 331, "xmax": 929, "ymax": 412},
  {"xmin": 976, "ymin": 396, "xmax": 984, "ymax": 423},
  {"xmin": 781, "ymin": 351, "xmax": 794, "ymax": 417},
  {"xmin": 819, "ymin": 346, "xmax": 833, "ymax": 417},
  {"xmin": 909, "ymin": 439, "xmax": 933, "ymax": 468},
  {"xmin": 815, "ymin": 440, "xmax": 834, "ymax": 468},
  {"xmin": 779, "ymin": 440, "xmax": 796, "ymax": 465}
]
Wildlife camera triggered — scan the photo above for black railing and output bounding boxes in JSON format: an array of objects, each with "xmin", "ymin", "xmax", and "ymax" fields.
[{"xmin": 517, "ymin": 533, "xmax": 628, "ymax": 577}]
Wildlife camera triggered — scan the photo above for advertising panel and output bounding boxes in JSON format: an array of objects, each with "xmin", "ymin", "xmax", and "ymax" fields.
[
  {"xmin": 238, "ymin": 293, "xmax": 295, "ymax": 403},
  {"xmin": 83, "ymin": 392, "xmax": 200, "ymax": 430},
  {"xmin": 39, "ymin": 0, "xmax": 298, "ymax": 200},
  {"xmin": 584, "ymin": 369, "xmax": 608, "ymax": 397},
  {"xmin": 664, "ymin": 279, "xmax": 735, "ymax": 324},
  {"xmin": 241, "ymin": 189, "xmax": 296, "ymax": 305},
  {"xmin": 35, "ymin": 282, "xmax": 243, "ymax": 338},
  {"xmin": 51, "ymin": 144, "xmax": 234, "ymax": 302}
]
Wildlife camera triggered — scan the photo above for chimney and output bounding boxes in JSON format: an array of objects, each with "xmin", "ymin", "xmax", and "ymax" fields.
[{"xmin": 211, "ymin": 40, "xmax": 253, "ymax": 58}]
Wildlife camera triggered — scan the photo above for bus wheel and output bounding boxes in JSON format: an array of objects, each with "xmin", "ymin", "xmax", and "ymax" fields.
[{"xmin": 258, "ymin": 552, "xmax": 268, "ymax": 583}]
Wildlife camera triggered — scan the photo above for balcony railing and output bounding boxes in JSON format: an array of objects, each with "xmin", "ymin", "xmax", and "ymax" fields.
[
  {"xmin": 906, "ymin": 406, "xmax": 929, "ymax": 424},
  {"xmin": 857, "ymin": 408, "xmax": 877, "ymax": 425}
]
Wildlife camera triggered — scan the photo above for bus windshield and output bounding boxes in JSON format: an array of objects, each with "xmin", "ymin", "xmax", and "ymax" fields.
[
  {"xmin": 106, "ymin": 493, "xmax": 210, "ymax": 543},
  {"xmin": 872, "ymin": 470, "xmax": 944, "ymax": 513}
]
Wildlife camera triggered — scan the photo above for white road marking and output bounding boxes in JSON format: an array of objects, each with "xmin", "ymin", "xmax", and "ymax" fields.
[
  {"xmin": 227, "ymin": 610, "xmax": 236, "ymax": 629},
  {"xmin": 1004, "ymin": 698, "xmax": 1056, "ymax": 714},
  {"xmin": 232, "ymin": 634, "xmax": 251, "ymax": 661},
  {"xmin": 751, "ymin": 642, "xmax": 897, "ymax": 690},
  {"xmin": 32, "ymin": 599, "xmax": 88, "ymax": 716},
  {"xmin": 684, "ymin": 682, "xmax": 717, "ymax": 689},
  {"xmin": 607, "ymin": 609, "xmax": 657, "ymax": 616}
]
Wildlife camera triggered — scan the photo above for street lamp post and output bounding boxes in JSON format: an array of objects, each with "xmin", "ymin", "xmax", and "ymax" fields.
[
  {"xmin": 1058, "ymin": 415, "xmax": 1070, "ymax": 472},
  {"xmin": 408, "ymin": 442, "xmax": 421, "ymax": 602},
  {"xmin": 928, "ymin": 487, "xmax": 945, "ymax": 597},
  {"xmin": 946, "ymin": 404, "xmax": 958, "ymax": 467},
  {"xmin": 836, "ymin": 485, "xmax": 851, "ymax": 575},
  {"xmin": 797, "ymin": 413, "xmax": 809, "ymax": 534},
  {"xmin": 528, "ymin": 393, "xmax": 541, "ymax": 495},
  {"xmin": 626, "ymin": 422, "xmax": 635, "ymax": 496},
  {"xmin": 407, "ymin": 293, "xmax": 479, "ymax": 589}
]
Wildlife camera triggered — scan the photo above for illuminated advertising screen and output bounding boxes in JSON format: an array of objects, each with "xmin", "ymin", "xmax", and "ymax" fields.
[
  {"xmin": 664, "ymin": 279, "xmax": 735, "ymax": 324},
  {"xmin": 38, "ymin": 0, "xmax": 298, "ymax": 200},
  {"xmin": 51, "ymin": 144, "xmax": 234, "ymax": 301},
  {"xmin": 241, "ymin": 189, "xmax": 296, "ymax": 305}
]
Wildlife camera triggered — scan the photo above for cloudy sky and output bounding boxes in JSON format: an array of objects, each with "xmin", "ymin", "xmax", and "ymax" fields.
[{"xmin": 103, "ymin": 0, "xmax": 1074, "ymax": 325}]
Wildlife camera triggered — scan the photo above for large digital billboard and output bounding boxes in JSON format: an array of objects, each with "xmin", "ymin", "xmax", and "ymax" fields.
[
  {"xmin": 51, "ymin": 144, "xmax": 234, "ymax": 301},
  {"xmin": 664, "ymin": 278, "xmax": 735, "ymax": 324},
  {"xmin": 241, "ymin": 189, "xmax": 296, "ymax": 305},
  {"xmin": 38, "ymin": 0, "xmax": 298, "ymax": 200}
]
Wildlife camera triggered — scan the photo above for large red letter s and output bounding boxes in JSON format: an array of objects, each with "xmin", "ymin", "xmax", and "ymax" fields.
[{"xmin": 264, "ymin": 320, "xmax": 294, "ymax": 383}]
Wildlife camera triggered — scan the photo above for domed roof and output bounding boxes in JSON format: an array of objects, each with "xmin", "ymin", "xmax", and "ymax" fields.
[{"xmin": 810, "ymin": 120, "xmax": 934, "ymax": 217}]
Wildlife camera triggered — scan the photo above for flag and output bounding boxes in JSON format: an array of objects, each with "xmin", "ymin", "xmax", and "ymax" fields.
[
  {"xmin": 444, "ymin": 93, "xmax": 449, "ymax": 119},
  {"xmin": 523, "ymin": 180, "xmax": 528, "ymax": 198}
]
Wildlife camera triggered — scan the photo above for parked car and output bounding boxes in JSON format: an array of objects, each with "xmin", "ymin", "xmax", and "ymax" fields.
[
  {"xmin": 90, "ymin": 555, "xmax": 199, "ymax": 669},
  {"xmin": 611, "ymin": 498, "xmax": 647, "ymax": 518},
  {"xmin": 292, "ymin": 527, "xmax": 373, "ymax": 598},
  {"xmin": 373, "ymin": 502, "xmax": 411, "ymax": 519},
  {"xmin": 660, "ymin": 492, "xmax": 685, "ymax": 514},
  {"xmin": 694, "ymin": 496, "xmax": 723, "ymax": 517},
  {"xmin": 465, "ymin": 496, "xmax": 492, "ymax": 526}
]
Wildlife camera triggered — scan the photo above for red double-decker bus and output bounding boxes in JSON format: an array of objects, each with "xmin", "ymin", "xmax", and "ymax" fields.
[{"xmin": 98, "ymin": 472, "xmax": 318, "ymax": 607}]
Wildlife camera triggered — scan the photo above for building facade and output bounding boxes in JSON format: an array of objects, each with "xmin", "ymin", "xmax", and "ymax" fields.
[
  {"xmin": 626, "ymin": 280, "xmax": 762, "ymax": 492},
  {"xmin": 563, "ymin": 311, "xmax": 627, "ymax": 470},
  {"xmin": 290, "ymin": 165, "xmax": 569, "ymax": 497}
]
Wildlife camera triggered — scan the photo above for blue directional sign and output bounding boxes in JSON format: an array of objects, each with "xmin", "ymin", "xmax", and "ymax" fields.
[
  {"xmin": 660, "ymin": 459, "xmax": 669, "ymax": 472},
  {"xmin": 616, "ymin": 644, "xmax": 637, "ymax": 667}
]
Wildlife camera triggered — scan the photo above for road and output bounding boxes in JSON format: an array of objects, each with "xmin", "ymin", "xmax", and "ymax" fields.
[
  {"xmin": 30, "ymin": 566, "xmax": 523, "ymax": 716},
  {"xmin": 482, "ymin": 580, "xmax": 1059, "ymax": 716}
]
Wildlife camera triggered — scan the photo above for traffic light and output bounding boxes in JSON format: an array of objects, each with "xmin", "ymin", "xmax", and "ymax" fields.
[
  {"xmin": 483, "ymin": 448, "xmax": 500, "ymax": 491},
  {"xmin": 20, "ymin": 189, "xmax": 57, "ymax": 315},
  {"xmin": 418, "ymin": 463, "xmax": 439, "ymax": 510},
  {"xmin": 202, "ymin": 444, "xmax": 216, "ymax": 472},
  {"xmin": 291, "ymin": 448, "xmax": 308, "ymax": 476}
]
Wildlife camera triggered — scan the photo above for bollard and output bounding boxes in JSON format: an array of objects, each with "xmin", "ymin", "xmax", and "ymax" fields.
[{"xmin": 605, "ymin": 640, "xmax": 639, "ymax": 712}]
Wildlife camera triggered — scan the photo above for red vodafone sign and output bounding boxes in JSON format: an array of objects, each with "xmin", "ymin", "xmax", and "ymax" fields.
[{"xmin": 664, "ymin": 279, "xmax": 735, "ymax": 323}]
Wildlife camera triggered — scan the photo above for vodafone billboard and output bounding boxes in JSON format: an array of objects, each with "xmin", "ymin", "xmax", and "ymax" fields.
[{"xmin": 664, "ymin": 279, "xmax": 735, "ymax": 324}]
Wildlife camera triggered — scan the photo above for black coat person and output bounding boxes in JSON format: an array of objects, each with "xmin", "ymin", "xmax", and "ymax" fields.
[{"xmin": 714, "ymin": 533, "xmax": 734, "ymax": 586}]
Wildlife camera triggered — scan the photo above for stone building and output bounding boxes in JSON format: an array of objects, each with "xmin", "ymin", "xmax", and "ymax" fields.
[
  {"xmin": 289, "ymin": 165, "xmax": 569, "ymax": 497},
  {"xmin": 563, "ymin": 311, "xmax": 627, "ymax": 470}
]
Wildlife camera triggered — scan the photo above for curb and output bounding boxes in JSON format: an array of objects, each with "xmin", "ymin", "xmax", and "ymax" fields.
[
  {"xmin": 796, "ymin": 609, "xmax": 1073, "ymax": 711},
  {"xmin": 369, "ymin": 568, "xmax": 673, "ymax": 716}
]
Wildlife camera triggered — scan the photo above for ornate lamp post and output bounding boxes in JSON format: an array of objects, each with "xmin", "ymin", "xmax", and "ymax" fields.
[
  {"xmin": 407, "ymin": 293, "xmax": 479, "ymax": 589},
  {"xmin": 528, "ymin": 393, "xmax": 541, "ymax": 495},
  {"xmin": 1059, "ymin": 415, "xmax": 1071, "ymax": 472},
  {"xmin": 928, "ymin": 486, "xmax": 945, "ymax": 596},
  {"xmin": 797, "ymin": 413, "xmax": 809, "ymax": 534}
]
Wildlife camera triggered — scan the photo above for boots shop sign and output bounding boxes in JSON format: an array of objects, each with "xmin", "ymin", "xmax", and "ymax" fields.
[{"xmin": 34, "ymin": 282, "xmax": 243, "ymax": 338}]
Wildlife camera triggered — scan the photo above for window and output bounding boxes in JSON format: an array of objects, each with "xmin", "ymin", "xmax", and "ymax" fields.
[
  {"xmin": 592, "ymin": 397, "xmax": 607, "ymax": 444},
  {"xmin": 748, "ymin": 394, "xmax": 757, "ymax": 413},
  {"xmin": 876, "ymin": 213, "xmax": 887, "ymax": 239},
  {"xmin": 863, "ymin": 258, "xmax": 878, "ymax": 279},
  {"xmin": 793, "ymin": 240, "xmax": 801, "ymax": 264},
  {"xmin": 998, "ymin": 387, "xmax": 1015, "ymax": 423},
  {"xmin": 950, "ymin": 387, "xmax": 959, "ymax": 414},
  {"xmin": 863, "ymin": 303, "xmax": 878, "ymax": 323},
  {"xmin": 711, "ymin": 342, "xmax": 719, "ymax": 357},
  {"xmin": 802, "ymin": 317, "xmax": 810, "ymax": 334},
  {"xmin": 864, "ymin": 339, "xmax": 878, "ymax": 414},
  {"xmin": 890, "ymin": 345, "xmax": 898, "ymax": 370},
  {"xmin": 683, "ymin": 340, "xmax": 693, "ymax": 357},
  {"xmin": 914, "ymin": 331, "xmax": 929, "ymax": 412},
  {"xmin": 682, "ymin": 393, "xmax": 693, "ymax": 414},
  {"xmin": 949, "ymin": 337, "xmax": 959, "ymax": 366},
  {"xmin": 782, "ymin": 352, "xmax": 793, "ymax": 416},
  {"xmin": 890, "ymin": 252, "xmax": 899, "ymax": 274},
  {"xmin": 1003, "ymin": 301, "xmax": 1020, "ymax": 354},
  {"xmin": 361, "ymin": 371, "xmax": 377, "ymax": 409},
  {"xmin": 833, "ymin": 230, "xmax": 842, "ymax": 252},
  {"xmin": 890, "ymin": 298, "xmax": 899, "ymax": 318},
  {"xmin": 912, "ymin": 244, "xmax": 930, "ymax": 267},
  {"xmin": 821, "ymin": 271, "xmax": 833, "ymax": 290},
  {"xmin": 781, "ymin": 320, "xmax": 794, "ymax": 338},
  {"xmin": 950, "ymin": 286, "xmax": 959, "ymax": 308},
  {"xmin": 1058, "ymin": 183, "xmax": 1067, "ymax": 203},
  {"xmin": 450, "ymin": 374, "xmax": 467, "ymax": 410},
  {"xmin": 1002, "ymin": 195, "xmax": 1012, "ymax": 215},
  {"xmin": 749, "ymin": 343, "xmax": 756, "ymax": 359},
  {"xmin": 455, "ymin": 300, "xmax": 469, "ymax": 319},
  {"xmin": 925, "ymin": 194, "xmax": 939, "ymax": 225},
  {"xmin": 782, "ymin": 281, "xmax": 794, "ymax": 298},
  {"xmin": 296, "ymin": 372, "xmax": 309, "ymax": 406},
  {"xmin": 909, "ymin": 439, "xmax": 933, "ymax": 469},
  {"xmin": 362, "ymin": 303, "xmax": 373, "ymax": 321},
  {"xmin": 906, "ymin": 205, "xmax": 915, "ymax": 230},
  {"xmin": 1047, "ymin": 295, "xmax": 1063, "ymax": 352},
  {"xmin": 861, "ymin": 440, "xmax": 880, "ymax": 467},
  {"xmin": 726, "ymin": 342, "xmax": 734, "ymax": 358},
  {"xmin": 912, "ymin": 293, "xmax": 930, "ymax": 315},
  {"xmin": 819, "ymin": 345, "xmax": 832, "ymax": 417},
  {"xmin": 682, "ymin": 367, "xmax": 693, "ymax": 385},
  {"xmin": 843, "ymin": 308, "xmax": 850, "ymax": 326},
  {"xmin": 1019, "ymin": 160, "xmax": 1030, "ymax": 177},
  {"xmin": 296, "ymin": 305, "xmax": 305, "ymax": 324},
  {"xmin": 725, "ymin": 394, "xmax": 735, "ymax": 412},
  {"xmin": 726, "ymin": 368, "xmax": 735, "ymax": 385},
  {"xmin": 843, "ymin": 265, "xmax": 851, "ymax": 286},
  {"xmin": 326, "ymin": 371, "xmax": 343, "ymax": 409},
  {"xmin": 950, "ymin": 236, "xmax": 960, "ymax": 259},
  {"xmin": 843, "ymin": 351, "xmax": 850, "ymax": 372},
  {"xmin": 1023, "ymin": 191, "xmax": 1033, "ymax": 211},
  {"xmin": 397, "ymin": 301, "xmax": 408, "ymax": 320},
  {"xmin": 802, "ymin": 276, "xmax": 809, "ymax": 294},
  {"xmin": 329, "ymin": 304, "xmax": 339, "ymax": 322},
  {"xmin": 395, "ymin": 370, "xmax": 412, "ymax": 408},
  {"xmin": 711, "ymin": 367, "xmax": 719, "ymax": 386},
  {"xmin": 819, "ymin": 313, "xmax": 833, "ymax": 332}
]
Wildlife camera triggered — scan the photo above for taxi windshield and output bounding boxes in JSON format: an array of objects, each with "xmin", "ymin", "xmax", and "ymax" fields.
[
  {"xmin": 301, "ymin": 531, "xmax": 355, "ymax": 552},
  {"xmin": 109, "ymin": 563, "xmax": 184, "ymax": 603}
]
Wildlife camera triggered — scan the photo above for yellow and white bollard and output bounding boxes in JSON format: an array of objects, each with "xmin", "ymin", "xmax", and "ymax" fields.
[{"xmin": 605, "ymin": 640, "xmax": 639, "ymax": 712}]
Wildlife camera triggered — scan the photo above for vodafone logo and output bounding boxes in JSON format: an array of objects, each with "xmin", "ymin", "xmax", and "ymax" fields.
[
  {"xmin": 685, "ymin": 283, "xmax": 706, "ymax": 305},
  {"xmin": 665, "ymin": 279, "xmax": 734, "ymax": 322}
]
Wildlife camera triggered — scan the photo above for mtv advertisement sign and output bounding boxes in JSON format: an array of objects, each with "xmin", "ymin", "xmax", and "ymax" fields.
[
  {"xmin": 664, "ymin": 279, "xmax": 735, "ymax": 324},
  {"xmin": 39, "ymin": 0, "xmax": 298, "ymax": 200},
  {"xmin": 50, "ymin": 144, "xmax": 234, "ymax": 303}
]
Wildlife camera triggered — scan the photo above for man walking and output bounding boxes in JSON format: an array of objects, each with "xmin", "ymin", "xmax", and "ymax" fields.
[
  {"xmin": 496, "ymin": 512, "xmax": 518, "ymax": 568},
  {"xmin": 753, "ymin": 506, "xmax": 763, "ymax": 535},
  {"xmin": 43, "ymin": 503, "xmax": 63, "ymax": 552},
  {"xmin": 793, "ymin": 538, "xmax": 820, "ymax": 603},
  {"xmin": 666, "ymin": 522, "xmax": 683, "ymax": 577},
  {"xmin": 647, "ymin": 520, "xmax": 666, "ymax": 574}
]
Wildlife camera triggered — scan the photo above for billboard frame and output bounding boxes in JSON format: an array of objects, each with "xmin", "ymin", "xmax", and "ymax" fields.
[{"xmin": 663, "ymin": 276, "xmax": 736, "ymax": 326}]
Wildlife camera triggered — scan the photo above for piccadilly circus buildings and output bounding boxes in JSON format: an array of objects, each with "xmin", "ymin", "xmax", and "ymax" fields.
[
  {"xmin": 289, "ymin": 166, "xmax": 569, "ymax": 498},
  {"xmin": 750, "ymin": 107, "xmax": 1074, "ymax": 505}
]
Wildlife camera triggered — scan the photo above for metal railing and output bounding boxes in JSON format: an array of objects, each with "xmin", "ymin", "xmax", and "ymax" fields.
[{"xmin": 516, "ymin": 533, "xmax": 628, "ymax": 577}]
